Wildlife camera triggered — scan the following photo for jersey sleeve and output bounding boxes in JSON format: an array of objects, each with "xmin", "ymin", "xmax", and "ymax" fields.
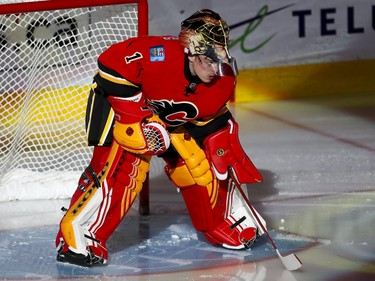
[{"xmin": 94, "ymin": 38, "xmax": 146, "ymax": 98}]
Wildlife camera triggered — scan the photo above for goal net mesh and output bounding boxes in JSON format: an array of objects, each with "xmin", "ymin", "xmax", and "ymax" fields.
[{"xmin": 0, "ymin": 0, "xmax": 144, "ymax": 201}]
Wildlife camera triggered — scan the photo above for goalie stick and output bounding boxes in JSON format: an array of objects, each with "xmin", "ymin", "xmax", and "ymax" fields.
[{"xmin": 229, "ymin": 168, "xmax": 303, "ymax": 271}]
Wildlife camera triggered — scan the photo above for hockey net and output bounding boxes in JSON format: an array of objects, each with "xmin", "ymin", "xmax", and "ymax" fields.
[{"xmin": 0, "ymin": 0, "xmax": 149, "ymax": 202}]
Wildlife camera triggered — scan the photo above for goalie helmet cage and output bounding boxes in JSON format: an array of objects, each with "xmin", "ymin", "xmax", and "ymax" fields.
[{"xmin": 0, "ymin": 0, "xmax": 150, "ymax": 214}]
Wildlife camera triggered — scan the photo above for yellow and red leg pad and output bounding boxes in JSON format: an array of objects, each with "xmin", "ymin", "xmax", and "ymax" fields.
[
  {"xmin": 56, "ymin": 141, "xmax": 150, "ymax": 262},
  {"xmin": 166, "ymin": 126, "xmax": 261, "ymax": 249},
  {"xmin": 90, "ymin": 152, "xmax": 150, "ymax": 245},
  {"xmin": 166, "ymin": 159, "xmax": 260, "ymax": 249},
  {"xmin": 55, "ymin": 145, "xmax": 111, "ymax": 253}
]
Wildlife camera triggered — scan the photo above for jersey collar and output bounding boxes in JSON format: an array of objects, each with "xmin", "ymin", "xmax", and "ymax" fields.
[{"xmin": 184, "ymin": 55, "xmax": 202, "ymax": 96}]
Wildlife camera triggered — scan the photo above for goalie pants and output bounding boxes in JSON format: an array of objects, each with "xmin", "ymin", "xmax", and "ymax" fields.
[{"xmin": 56, "ymin": 142, "xmax": 150, "ymax": 260}]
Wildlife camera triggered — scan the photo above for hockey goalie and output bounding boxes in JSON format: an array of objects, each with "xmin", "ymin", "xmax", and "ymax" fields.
[{"xmin": 55, "ymin": 9, "xmax": 266, "ymax": 267}]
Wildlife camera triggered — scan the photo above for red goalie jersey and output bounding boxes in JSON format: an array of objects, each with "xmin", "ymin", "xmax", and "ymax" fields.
[{"xmin": 94, "ymin": 35, "xmax": 236, "ymax": 129}]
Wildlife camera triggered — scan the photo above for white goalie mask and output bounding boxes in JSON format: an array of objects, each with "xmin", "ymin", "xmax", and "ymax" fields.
[{"xmin": 179, "ymin": 9, "xmax": 238, "ymax": 77}]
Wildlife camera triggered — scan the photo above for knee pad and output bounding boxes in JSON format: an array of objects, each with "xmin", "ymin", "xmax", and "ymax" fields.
[
  {"xmin": 165, "ymin": 157, "xmax": 219, "ymax": 208},
  {"xmin": 169, "ymin": 128, "xmax": 214, "ymax": 186}
]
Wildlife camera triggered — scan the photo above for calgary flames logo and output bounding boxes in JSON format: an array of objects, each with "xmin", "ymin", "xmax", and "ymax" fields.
[{"xmin": 147, "ymin": 99, "xmax": 199, "ymax": 127}]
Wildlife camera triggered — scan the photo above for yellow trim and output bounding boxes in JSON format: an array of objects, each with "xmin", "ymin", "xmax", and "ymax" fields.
[
  {"xmin": 98, "ymin": 108, "xmax": 115, "ymax": 146},
  {"xmin": 98, "ymin": 69, "xmax": 138, "ymax": 87},
  {"xmin": 120, "ymin": 155, "xmax": 151, "ymax": 216},
  {"xmin": 85, "ymin": 84, "xmax": 96, "ymax": 141},
  {"xmin": 121, "ymin": 189, "xmax": 128, "ymax": 217},
  {"xmin": 121, "ymin": 188, "xmax": 137, "ymax": 218},
  {"xmin": 206, "ymin": 179, "xmax": 219, "ymax": 208},
  {"xmin": 235, "ymin": 59, "xmax": 375, "ymax": 102},
  {"xmin": 191, "ymin": 106, "xmax": 229, "ymax": 126}
]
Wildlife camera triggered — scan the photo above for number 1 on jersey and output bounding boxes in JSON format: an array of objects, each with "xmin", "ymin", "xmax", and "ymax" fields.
[{"xmin": 125, "ymin": 52, "xmax": 143, "ymax": 64}]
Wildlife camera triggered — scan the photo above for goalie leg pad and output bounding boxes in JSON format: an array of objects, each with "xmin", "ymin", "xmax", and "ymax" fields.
[
  {"xmin": 178, "ymin": 177, "xmax": 264, "ymax": 250},
  {"xmin": 164, "ymin": 157, "xmax": 219, "ymax": 209},
  {"xmin": 55, "ymin": 145, "xmax": 112, "ymax": 262},
  {"xmin": 179, "ymin": 183, "xmax": 218, "ymax": 231},
  {"xmin": 58, "ymin": 142, "xmax": 124, "ymax": 260},
  {"xmin": 56, "ymin": 142, "xmax": 150, "ymax": 266},
  {"xmin": 170, "ymin": 128, "xmax": 213, "ymax": 186}
]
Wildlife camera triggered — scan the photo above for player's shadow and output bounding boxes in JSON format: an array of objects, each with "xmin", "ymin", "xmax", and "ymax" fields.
[{"xmin": 245, "ymin": 169, "xmax": 279, "ymax": 201}]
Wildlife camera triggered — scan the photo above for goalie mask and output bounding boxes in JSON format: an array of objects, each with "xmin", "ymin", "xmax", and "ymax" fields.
[{"xmin": 179, "ymin": 9, "xmax": 238, "ymax": 77}]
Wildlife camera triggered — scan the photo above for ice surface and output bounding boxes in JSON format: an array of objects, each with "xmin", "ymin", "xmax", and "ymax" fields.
[{"xmin": 0, "ymin": 94, "xmax": 374, "ymax": 281}]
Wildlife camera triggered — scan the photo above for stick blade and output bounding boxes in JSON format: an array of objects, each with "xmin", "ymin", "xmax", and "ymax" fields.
[{"xmin": 276, "ymin": 250, "xmax": 303, "ymax": 271}]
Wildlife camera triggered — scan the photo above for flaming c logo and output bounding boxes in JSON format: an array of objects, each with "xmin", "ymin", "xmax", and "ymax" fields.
[{"xmin": 147, "ymin": 99, "xmax": 199, "ymax": 127}]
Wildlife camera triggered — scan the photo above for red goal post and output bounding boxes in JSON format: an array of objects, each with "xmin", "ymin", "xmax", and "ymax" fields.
[{"xmin": 0, "ymin": 0, "xmax": 150, "ymax": 214}]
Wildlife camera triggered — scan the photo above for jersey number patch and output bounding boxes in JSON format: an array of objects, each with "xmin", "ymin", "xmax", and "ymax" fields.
[{"xmin": 125, "ymin": 52, "xmax": 143, "ymax": 64}]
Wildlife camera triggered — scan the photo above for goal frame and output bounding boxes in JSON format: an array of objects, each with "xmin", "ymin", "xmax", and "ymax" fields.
[
  {"xmin": 0, "ymin": 0, "xmax": 150, "ymax": 215},
  {"xmin": 0, "ymin": 0, "xmax": 148, "ymax": 37}
]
